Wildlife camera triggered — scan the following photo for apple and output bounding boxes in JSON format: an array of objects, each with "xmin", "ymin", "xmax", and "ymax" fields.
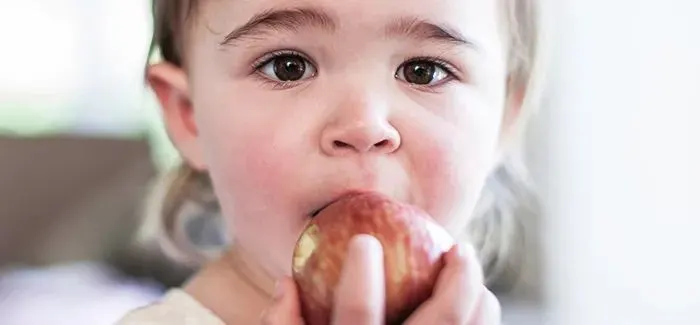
[{"xmin": 292, "ymin": 191, "xmax": 455, "ymax": 325}]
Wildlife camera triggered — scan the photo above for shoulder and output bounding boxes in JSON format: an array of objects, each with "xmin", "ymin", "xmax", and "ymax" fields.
[{"xmin": 117, "ymin": 289, "xmax": 225, "ymax": 325}]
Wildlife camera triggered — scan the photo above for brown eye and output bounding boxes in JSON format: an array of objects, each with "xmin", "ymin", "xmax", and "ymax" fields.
[
  {"xmin": 274, "ymin": 56, "xmax": 305, "ymax": 81},
  {"xmin": 259, "ymin": 54, "xmax": 316, "ymax": 82},
  {"xmin": 396, "ymin": 60, "xmax": 450, "ymax": 86}
]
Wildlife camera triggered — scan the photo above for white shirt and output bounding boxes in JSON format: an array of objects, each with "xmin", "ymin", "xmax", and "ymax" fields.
[{"xmin": 117, "ymin": 289, "xmax": 225, "ymax": 325}]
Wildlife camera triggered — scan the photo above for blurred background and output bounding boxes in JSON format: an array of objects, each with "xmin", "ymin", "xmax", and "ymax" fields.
[
  {"xmin": 0, "ymin": 0, "xmax": 697, "ymax": 324},
  {"xmin": 0, "ymin": 1, "xmax": 186, "ymax": 324}
]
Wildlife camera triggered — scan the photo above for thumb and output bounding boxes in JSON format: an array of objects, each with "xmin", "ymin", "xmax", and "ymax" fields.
[
  {"xmin": 332, "ymin": 235, "xmax": 386, "ymax": 325},
  {"xmin": 261, "ymin": 277, "xmax": 305, "ymax": 325}
]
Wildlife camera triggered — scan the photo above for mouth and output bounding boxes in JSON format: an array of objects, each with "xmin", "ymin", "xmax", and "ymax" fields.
[
  {"xmin": 308, "ymin": 190, "xmax": 368, "ymax": 218},
  {"xmin": 309, "ymin": 206, "xmax": 328, "ymax": 218}
]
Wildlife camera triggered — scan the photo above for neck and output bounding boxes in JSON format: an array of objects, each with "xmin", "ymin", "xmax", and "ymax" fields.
[{"xmin": 184, "ymin": 245, "xmax": 276, "ymax": 324}]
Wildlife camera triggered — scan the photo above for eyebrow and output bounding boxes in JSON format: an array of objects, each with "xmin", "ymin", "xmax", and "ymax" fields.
[
  {"xmin": 219, "ymin": 7, "xmax": 336, "ymax": 45},
  {"xmin": 384, "ymin": 17, "xmax": 475, "ymax": 48},
  {"xmin": 219, "ymin": 7, "xmax": 474, "ymax": 49}
]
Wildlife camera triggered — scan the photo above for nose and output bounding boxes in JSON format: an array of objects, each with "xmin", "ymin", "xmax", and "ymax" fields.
[{"xmin": 320, "ymin": 97, "xmax": 401, "ymax": 156}]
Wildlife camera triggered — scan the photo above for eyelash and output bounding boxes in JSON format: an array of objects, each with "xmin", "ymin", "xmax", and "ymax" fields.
[
  {"xmin": 250, "ymin": 49, "xmax": 313, "ymax": 90},
  {"xmin": 250, "ymin": 50, "xmax": 460, "ymax": 90},
  {"xmin": 406, "ymin": 56, "xmax": 458, "ymax": 76},
  {"xmin": 399, "ymin": 56, "xmax": 460, "ymax": 91}
]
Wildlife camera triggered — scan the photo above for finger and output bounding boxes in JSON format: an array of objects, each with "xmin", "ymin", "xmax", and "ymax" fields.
[
  {"xmin": 469, "ymin": 290, "xmax": 502, "ymax": 325},
  {"xmin": 405, "ymin": 244, "xmax": 485, "ymax": 325},
  {"xmin": 260, "ymin": 277, "xmax": 305, "ymax": 325},
  {"xmin": 332, "ymin": 235, "xmax": 386, "ymax": 325}
]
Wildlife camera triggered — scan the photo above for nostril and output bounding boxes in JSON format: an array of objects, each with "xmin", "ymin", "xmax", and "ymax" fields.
[
  {"xmin": 333, "ymin": 140, "xmax": 351, "ymax": 149},
  {"xmin": 374, "ymin": 139, "xmax": 389, "ymax": 148}
]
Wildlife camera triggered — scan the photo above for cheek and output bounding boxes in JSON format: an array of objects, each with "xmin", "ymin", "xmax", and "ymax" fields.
[
  {"xmin": 192, "ymin": 95, "xmax": 312, "ymax": 275},
  {"xmin": 411, "ymin": 132, "xmax": 496, "ymax": 233},
  {"xmin": 200, "ymin": 112, "xmax": 305, "ymax": 213},
  {"xmin": 229, "ymin": 135, "xmax": 298, "ymax": 192},
  {"xmin": 192, "ymin": 82, "xmax": 310, "ymax": 208},
  {"xmin": 405, "ymin": 92, "xmax": 503, "ymax": 234}
]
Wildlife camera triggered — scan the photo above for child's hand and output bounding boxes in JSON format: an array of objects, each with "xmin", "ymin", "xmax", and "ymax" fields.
[{"xmin": 260, "ymin": 235, "xmax": 501, "ymax": 325}]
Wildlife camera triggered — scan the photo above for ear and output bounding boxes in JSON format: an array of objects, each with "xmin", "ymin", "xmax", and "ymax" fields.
[{"xmin": 147, "ymin": 62, "xmax": 207, "ymax": 171}]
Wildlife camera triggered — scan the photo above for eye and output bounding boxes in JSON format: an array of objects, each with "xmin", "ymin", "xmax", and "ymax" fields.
[
  {"xmin": 396, "ymin": 60, "xmax": 452, "ymax": 86},
  {"xmin": 257, "ymin": 54, "xmax": 316, "ymax": 82}
]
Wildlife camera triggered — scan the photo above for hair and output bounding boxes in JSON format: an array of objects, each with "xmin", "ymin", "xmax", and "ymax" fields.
[{"xmin": 138, "ymin": 0, "xmax": 546, "ymax": 292}]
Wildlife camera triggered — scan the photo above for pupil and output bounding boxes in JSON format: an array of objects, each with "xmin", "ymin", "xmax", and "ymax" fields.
[
  {"xmin": 404, "ymin": 62, "xmax": 435, "ymax": 85},
  {"xmin": 274, "ymin": 56, "xmax": 306, "ymax": 81}
]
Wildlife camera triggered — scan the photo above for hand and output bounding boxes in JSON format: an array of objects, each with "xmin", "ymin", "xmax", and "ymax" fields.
[
  {"xmin": 403, "ymin": 242, "xmax": 501, "ymax": 325},
  {"xmin": 260, "ymin": 235, "xmax": 501, "ymax": 325}
]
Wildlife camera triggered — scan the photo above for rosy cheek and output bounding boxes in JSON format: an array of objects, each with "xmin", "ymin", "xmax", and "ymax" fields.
[
  {"xmin": 415, "ymin": 148, "xmax": 489, "ymax": 236},
  {"xmin": 405, "ymin": 116, "xmax": 497, "ymax": 233},
  {"xmin": 223, "ymin": 129, "xmax": 300, "ymax": 198},
  {"xmin": 206, "ymin": 123, "xmax": 304, "ymax": 248},
  {"xmin": 410, "ymin": 138, "xmax": 464, "ymax": 220}
]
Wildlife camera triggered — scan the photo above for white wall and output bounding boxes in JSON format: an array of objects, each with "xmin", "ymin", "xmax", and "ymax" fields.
[
  {"xmin": 528, "ymin": 0, "xmax": 700, "ymax": 324},
  {"xmin": 0, "ymin": 0, "xmax": 152, "ymax": 134}
]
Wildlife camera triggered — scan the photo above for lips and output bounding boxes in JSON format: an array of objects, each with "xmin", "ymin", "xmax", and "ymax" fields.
[{"xmin": 308, "ymin": 190, "xmax": 368, "ymax": 218}]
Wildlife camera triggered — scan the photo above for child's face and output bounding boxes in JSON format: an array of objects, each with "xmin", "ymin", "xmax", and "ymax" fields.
[{"xmin": 151, "ymin": 0, "xmax": 521, "ymax": 277}]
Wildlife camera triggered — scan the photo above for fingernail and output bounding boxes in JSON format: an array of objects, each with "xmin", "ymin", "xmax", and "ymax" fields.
[{"xmin": 273, "ymin": 280, "xmax": 286, "ymax": 301}]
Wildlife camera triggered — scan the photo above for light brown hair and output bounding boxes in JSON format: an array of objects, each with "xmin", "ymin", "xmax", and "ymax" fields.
[{"xmin": 139, "ymin": 0, "xmax": 545, "ymax": 292}]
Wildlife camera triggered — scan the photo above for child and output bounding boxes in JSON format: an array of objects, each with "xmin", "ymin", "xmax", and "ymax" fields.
[{"xmin": 120, "ymin": 0, "xmax": 544, "ymax": 323}]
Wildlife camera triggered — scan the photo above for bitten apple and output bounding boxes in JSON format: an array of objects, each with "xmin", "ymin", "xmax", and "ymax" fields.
[{"xmin": 292, "ymin": 191, "xmax": 455, "ymax": 325}]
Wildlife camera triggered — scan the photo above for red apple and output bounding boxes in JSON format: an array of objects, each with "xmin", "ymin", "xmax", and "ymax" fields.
[{"xmin": 292, "ymin": 191, "xmax": 455, "ymax": 325}]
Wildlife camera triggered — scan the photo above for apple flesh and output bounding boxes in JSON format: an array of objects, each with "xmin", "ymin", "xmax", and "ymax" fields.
[{"xmin": 292, "ymin": 191, "xmax": 455, "ymax": 325}]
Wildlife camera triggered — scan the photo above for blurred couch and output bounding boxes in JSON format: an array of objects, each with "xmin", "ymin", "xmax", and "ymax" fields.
[
  {"xmin": 0, "ymin": 134, "xmax": 194, "ymax": 284},
  {"xmin": 0, "ymin": 135, "xmax": 154, "ymax": 266},
  {"xmin": 0, "ymin": 135, "xmax": 178, "ymax": 324}
]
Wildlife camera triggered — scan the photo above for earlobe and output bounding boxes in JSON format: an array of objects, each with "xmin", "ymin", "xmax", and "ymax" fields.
[{"xmin": 147, "ymin": 62, "xmax": 207, "ymax": 171}]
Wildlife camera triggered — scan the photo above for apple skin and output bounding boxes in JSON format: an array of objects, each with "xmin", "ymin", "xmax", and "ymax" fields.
[{"xmin": 292, "ymin": 191, "xmax": 455, "ymax": 325}]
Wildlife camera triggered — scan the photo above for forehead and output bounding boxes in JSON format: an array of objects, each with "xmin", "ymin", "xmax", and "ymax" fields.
[{"xmin": 193, "ymin": 0, "xmax": 504, "ymax": 47}]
